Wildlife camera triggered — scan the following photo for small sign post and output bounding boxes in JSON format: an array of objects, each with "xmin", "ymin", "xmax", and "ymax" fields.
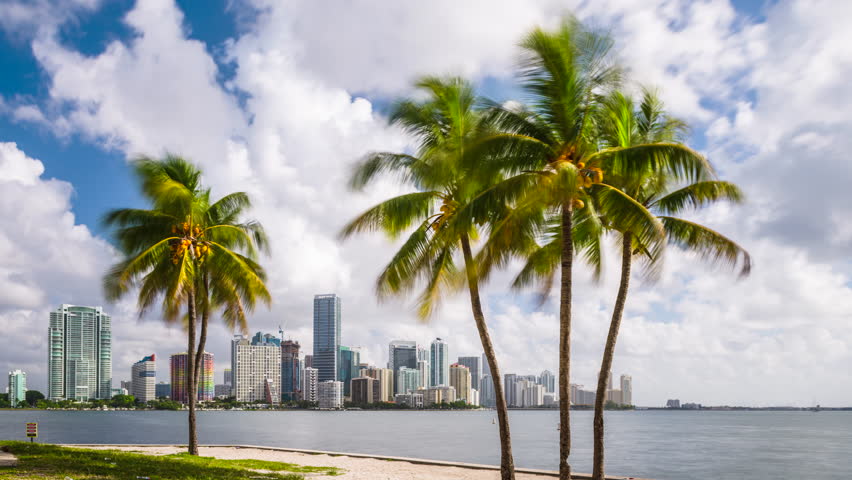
[{"xmin": 25, "ymin": 422, "xmax": 37, "ymax": 443}]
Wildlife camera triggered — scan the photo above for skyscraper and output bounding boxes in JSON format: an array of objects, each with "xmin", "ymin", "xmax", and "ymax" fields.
[
  {"xmin": 317, "ymin": 380, "xmax": 343, "ymax": 409},
  {"xmin": 338, "ymin": 346, "xmax": 360, "ymax": 398},
  {"xmin": 417, "ymin": 346, "xmax": 430, "ymax": 387},
  {"xmin": 301, "ymin": 367, "xmax": 318, "ymax": 402},
  {"xmin": 223, "ymin": 368, "xmax": 233, "ymax": 386},
  {"xmin": 130, "ymin": 354, "xmax": 156, "ymax": 403},
  {"xmin": 155, "ymin": 382, "xmax": 170, "ymax": 398},
  {"xmin": 430, "ymin": 338, "xmax": 449, "ymax": 386},
  {"xmin": 313, "ymin": 294, "xmax": 341, "ymax": 382},
  {"xmin": 365, "ymin": 367, "xmax": 394, "ymax": 402},
  {"xmin": 281, "ymin": 340, "xmax": 301, "ymax": 402},
  {"xmin": 449, "ymin": 363, "xmax": 472, "ymax": 404},
  {"xmin": 621, "ymin": 374, "xmax": 633, "ymax": 405},
  {"xmin": 504, "ymin": 373, "xmax": 518, "ymax": 407},
  {"xmin": 480, "ymin": 374, "xmax": 495, "ymax": 407},
  {"xmin": 48, "ymin": 304, "xmax": 112, "ymax": 401},
  {"xmin": 231, "ymin": 333, "xmax": 282, "ymax": 404},
  {"xmin": 170, "ymin": 352, "xmax": 214, "ymax": 403},
  {"xmin": 538, "ymin": 370, "xmax": 555, "ymax": 393},
  {"xmin": 8, "ymin": 370, "xmax": 26, "ymax": 407},
  {"xmin": 389, "ymin": 340, "xmax": 417, "ymax": 393},
  {"xmin": 351, "ymin": 376, "xmax": 381, "ymax": 404},
  {"xmin": 396, "ymin": 366, "xmax": 420, "ymax": 395},
  {"xmin": 457, "ymin": 356, "xmax": 481, "ymax": 391},
  {"xmin": 481, "ymin": 352, "xmax": 490, "ymax": 377}
]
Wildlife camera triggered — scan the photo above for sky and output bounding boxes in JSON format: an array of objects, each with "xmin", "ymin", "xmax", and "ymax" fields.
[{"xmin": 1, "ymin": 0, "xmax": 851, "ymax": 407}]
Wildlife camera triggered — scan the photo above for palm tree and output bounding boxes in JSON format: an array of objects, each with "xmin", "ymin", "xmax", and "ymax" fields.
[
  {"xmin": 103, "ymin": 155, "xmax": 270, "ymax": 455},
  {"xmin": 586, "ymin": 90, "xmax": 751, "ymax": 480},
  {"xmin": 475, "ymin": 19, "xmax": 717, "ymax": 479},
  {"xmin": 340, "ymin": 77, "xmax": 518, "ymax": 480}
]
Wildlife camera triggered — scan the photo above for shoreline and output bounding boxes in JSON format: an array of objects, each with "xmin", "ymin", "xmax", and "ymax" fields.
[{"xmin": 62, "ymin": 444, "xmax": 652, "ymax": 480}]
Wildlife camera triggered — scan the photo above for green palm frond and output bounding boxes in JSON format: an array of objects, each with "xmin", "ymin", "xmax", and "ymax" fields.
[
  {"xmin": 340, "ymin": 191, "xmax": 440, "ymax": 239},
  {"xmin": 660, "ymin": 216, "xmax": 752, "ymax": 277},
  {"xmin": 652, "ymin": 181, "xmax": 744, "ymax": 215}
]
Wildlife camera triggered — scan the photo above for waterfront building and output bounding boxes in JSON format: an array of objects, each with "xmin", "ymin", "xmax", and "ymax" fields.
[
  {"xmin": 538, "ymin": 370, "xmax": 555, "ymax": 393},
  {"xmin": 231, "ymin": 333, "xmax": 282, "ymax": 404},
  {"xmin": 430, "ymin": 338, "xmax": 449, "ymax": 386},
  {"xmin": 120, "ymin": 380, "xmax": 132, "ymax": 391},
  {"xmin": 396, "ymin": 366, "xmax": 420, "ymax": 395},
  {"xmin": 8, "ymin": 370, "xmax": 26, "ymax": 407},
  {"xmin": 111, "ymin": 387, "xmax": 128, "ymax": 397},
  {"xmin": 449, "ymin": 363, "xmax": 472, "ymax": 404},
  {"xmin": 281, "ymin": 340, "xmax": 301, "ymax": 402},
  {"xmin": 417, "ymin": 360, "xmax": 430, "ymax": 390},
  {"xmin": 543, "ymin": 393, "xmax": 557, "ymax": 407},
  {"xmin": 504, "ymin": 374, "xmax": 518, "ymax": 407},
  {"xmin": 301, "ymin": 367, "xmax": 318, "ymax": 403},
  {"xmin": 480, "ymin": 374, "xmax": 496, "ymax": 407},
  {"xmin": 48, "ymin": 304, "xmax": 112, "ymax": 401},
  {"xmin": 481, "ymin": 352, "xmax": 490, "ymax": 377},
  {"xmin": 155, "ymin": 382, "xmax": 170, "ymax": 398},
  {"xmin": 666, "ymin": 399, "xmax": 680, "ymax": 408},
  {"xmin": 422, "ymin": 385, "xmax": 456, "ymax": 406},
  {"xmin": 457, "ymin": 356, "xmax": 481, "ymax": 391},
  {"xmin": 223, "ymin": 368, "xmax": 233, "ymax": 387},
  {"xmin": 395, "ymin": 392, "xmax": 424, "ymax": 408},
  {"xmin": 130, "ymin": 354, "xmax": 156, "ymax": 403},
  {"xmin": 608, "ymin": 389, "xmax": 624, "ymax": 404},
  {"xmin": 318, "ymin": 380, "xmax": 343, "ymax": 409},
  {"xmin": 313, "ymin": 294, "xmax": 341, "ymax": 382},
  {"xmin": 388, "ymin": 341, "xmax": 417, "ymax": 393},
  {"xmin": 214, "ymin": 384, "xmax": 231, "ymax": 397},
  {"xmin": 621, "ymin": 374, "xmax": 633, "ymax": 405},
  {"xmin": 338, "ymin": 346, "xmax": 361, "ymax": 398},
  {"xmin": 365, "ymin": 367, "xmax": 394, "ymax": 402},
  {"xmin": 523, "ymin": 382, "xmax": 545, "ymax": 407},
  {"xmin": 470, "ymin": 388, "xmax": 479, "ymax": 406},
  {"xmin": 169, "ymin": 352, "xmax": 214, "ymax": 403},
  {"xmin": 350, "ymin": 376, "xmax": 381, "ymax": 404}
]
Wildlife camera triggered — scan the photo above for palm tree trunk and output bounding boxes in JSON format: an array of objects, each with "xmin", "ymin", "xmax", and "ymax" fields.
[
  {"xmin": 592, "ymin": 232, "xmax": 632, "ymax": 480},
  {"xmin": 186, "ymin": 289, "xmax": 199, "ymax": 456},
  {"xmin": 559, "ymin": 203, "xmax": 574, "ymax": 480},
  {"xmin": 194, "ymin": 274, "xmax": 210, "ymax": 391},
  {"xmin": 460, "ymin": 234, "xmax": 516, "ymax": 480}
]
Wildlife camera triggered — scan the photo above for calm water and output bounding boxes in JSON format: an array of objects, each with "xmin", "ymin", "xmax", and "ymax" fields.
[{"xmin": 1, "ymin": 409, "xmax": 850, "ymax": 479}]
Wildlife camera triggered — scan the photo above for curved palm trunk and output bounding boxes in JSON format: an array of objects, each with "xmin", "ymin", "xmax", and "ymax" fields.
[
  {"xmin": 460, "ymin": 234, "xmax": 516, "ymax": 480},
  {"xmin": 193, "ymin": 275, "xmax": 210, "ymax": 391},
  {"xmin": 592, "ymin": 233, "xmax": 632, "ymax": 480},
  {"xmin": 186, "ymin": 289, "xmax": 199, "ymax": 456},
  {"xmin": 559, "ymin": 203, "xmax": 574, "ymax": 480}
]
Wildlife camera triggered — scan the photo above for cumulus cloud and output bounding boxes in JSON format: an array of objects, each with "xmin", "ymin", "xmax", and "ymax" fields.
[{"xmin": 1, "ymin": 0, "xmax": 851, "ymax": 406}]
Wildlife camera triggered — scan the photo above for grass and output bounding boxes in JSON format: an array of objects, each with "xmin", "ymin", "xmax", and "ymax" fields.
[{"xmin": 0, "ymin": 442, "xmax": 343, "ymax": 479}]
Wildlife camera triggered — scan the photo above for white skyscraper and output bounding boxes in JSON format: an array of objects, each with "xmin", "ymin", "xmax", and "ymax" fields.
[
  {"xmin": 396, "ymin": 367, "xmax": 420, "ymax": 394},
  {"xmin": 231, "ymin": 334, "xmax": 282, "ymax": 404},
  {"xmin": 430, "ymin": 338, "xmax": 449, "ymax": 386},
  {"xmin": 301, "ymin": 367, "xmax": 318, "ymax": 402},
  {"xmin": 417, "ymin": 359, "xmax": 430, "ymax": 389},
  {"xmin": 318, "ymin": 380, "xmax": 343, "ymax": 408},
  {"xmin": 621, "ymin": 374, "xmax": 633, "ymax": 405},
  {"xmin": 538, "ymin": 370, "xmax": 556, "ymax": 393},
  {"xmin": 130, "ymin": 354, "xmax": 156, "ymax": 403},
  {"xmin": 48, "ymin": 304, "xmax": 112, "ymax": 401}
]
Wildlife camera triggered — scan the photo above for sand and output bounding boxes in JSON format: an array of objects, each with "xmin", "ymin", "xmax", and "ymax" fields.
[{"xmin": 71, "ymin": 445, "xmax": 561, "ymax": 479}]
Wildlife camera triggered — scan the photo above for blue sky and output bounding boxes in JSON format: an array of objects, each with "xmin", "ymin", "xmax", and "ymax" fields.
[{"xmin": 1, "ymin": 0, "xmax": 851, "ymax": 406}]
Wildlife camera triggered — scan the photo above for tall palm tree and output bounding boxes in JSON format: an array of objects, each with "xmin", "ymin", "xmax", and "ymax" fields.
[
  {"xmin": 585, "ymin": 90, "xmax": 751, "ymax": 480},
  {"xmin": 340, "ymin": 77, "xmax": 518, "ymax": 480},
  {"xmin": 103, "ymin": 155, "xmax": 270, "ymax": 455},
  {"xmin": 476, "ymin": 19, "xmax": 716, "ymax": 479}
]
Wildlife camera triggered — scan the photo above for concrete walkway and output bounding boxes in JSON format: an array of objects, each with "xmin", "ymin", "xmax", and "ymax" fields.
[{"xmin": 0, "ymin": 451, "xmax": 18, "ymax": 467}]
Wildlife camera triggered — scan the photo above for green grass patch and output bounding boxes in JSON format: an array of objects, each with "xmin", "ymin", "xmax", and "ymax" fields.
[{"xmin": 0, "ymin": 442, "xmax": 341, "ymax": 479}]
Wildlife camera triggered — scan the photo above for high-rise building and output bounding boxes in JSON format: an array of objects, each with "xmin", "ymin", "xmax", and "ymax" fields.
[
  {"xmin": 313, "ymin": 294, "xmax": 341, "ymax": 382},
  {"xmin": 449, "ymin": 363, "xmax": 472, "ymax": 404},
  {"xmin": 8, "ymin": 370, "xmax": 26, "ymax": 407},
  {"xmin": 169, "ymin": 352, "xmax": 214, "ymax": 403},
  {"xmin": 223, "ymin": 368, "xmax": 233, "ymax": 386},
  {"xmin": 481, "ymin": 352, "xmax": 490, "ymax": 377},
  {"xmin": 523, "ymin": 382, "xmax": 545, "ymax": 407},
  {"xmin": 457, "ymin": 356, "xmax": 481, "ymax": 391},
  {"xmin": 301, "ymin": 367, "xmax": 318, "ymax": 402},
  {"xmin": 621, "ymin": 374, "xmax": 633, "ymax": 405},
  {"xmin": 281, "ymin": 340, "xmax": 301, "ymax": 402},
  {"xmin": 480, "ymin": 374, "xmax": 496, "ymax": 407},
  {"xmin": 388, "ymin": 341, "xmax": 417, "ymax": 392},
  {"xmin": 417, "ymin": 360, "xmax": 430, "ymax": 389},
  {"xmin": 394, "ymin": 392, "xmax": 424, "ymax": 408},
  {"xmin": 214, "ymin": 384, "xmax": 231, "ymax": 397},
  {"xmin": 365, "ymin": 367, "xmax": 394, "ymax": 402},
  {"xmin": 304, "ymin": 355, "xmax": 313, "ymax": 368},
  {"xmin": 155, "ymin": 382, "xmax": 170, "ymax": 398},
  {"xmin": 504, "ymin": 374, "xmax": 518, "ymax": 407},
  {"xmin": 538, "ymin": 370, "xmax": 555, "ymax": 393},
  {"xmin": 130, "ymin": 354, "xmax": 156, "ymax": 403},
  {"xmin": 350, "ymin": 376, "xmax": 381, "ymax": 404},
  {"xmin": 396, "ymin": 366, "xmax": 420, "ymax": 395},
  {"xmin": 338, "ymin": 346, "xmax": 361, "ymax": 398},
  {"xmin": 317, "ymin": 380, "xmax": 343, "ymax": 409},
  {"xmin": 231, "ymin": 333, "xmax": 282, "ymax": 404},
  {"xmin": 48, "ymin": 304, "xmax": 112, "ymax": 401},
  {"xmin": 430, "ymin": 338, "xmax": 449, "ymax": 386}
]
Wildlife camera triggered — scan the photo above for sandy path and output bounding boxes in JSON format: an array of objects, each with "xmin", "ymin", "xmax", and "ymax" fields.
[{"xmin": 73, "ymin": 445, "xmax": 558, "ymax": 479}]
